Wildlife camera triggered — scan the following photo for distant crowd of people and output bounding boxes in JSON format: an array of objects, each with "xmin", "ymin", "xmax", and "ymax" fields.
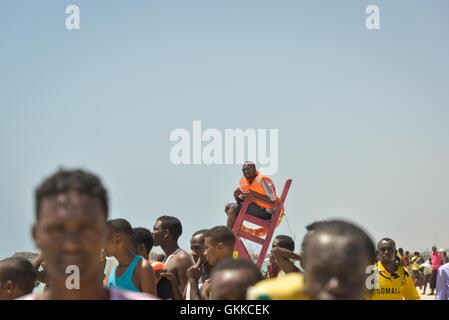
[
  {"xmin": 395, "ymin": 246, "xmax": 448, "ymax": 297},
  {"xmin": 0, "ymin": 165, "xmax": 448, "ymax": 300}
]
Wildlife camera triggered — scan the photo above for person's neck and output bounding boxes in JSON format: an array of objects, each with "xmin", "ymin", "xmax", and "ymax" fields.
[
  {"xmin": 217, "ymin": 251, "xmax": 233, "ymax": 265},
  {"xmin": 45, "ymin": 273, "xmax": 109, "ymax": 300},
  {"xmin": 247, "ymin": 175, "xmax": 256, "ymax": 184},
  {"xmin": 115, "ymin": 248, "xmax": 136, "ymax": 266},
  {"xmin": 382, "ymin": 261, "xmax": 397, "ymax": 274},
  {"xmin": 161, "ymin": 242, "xmax": 180, "ymax": 257},
  {"xmin": 201, "ymin": 263, "xmax": 212, "ymax": 278}
]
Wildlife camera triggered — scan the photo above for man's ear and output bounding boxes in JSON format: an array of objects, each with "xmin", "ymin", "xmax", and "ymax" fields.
[{"xmin": 137, "ymin": 244, "xmax": 147, "ymax": 256}]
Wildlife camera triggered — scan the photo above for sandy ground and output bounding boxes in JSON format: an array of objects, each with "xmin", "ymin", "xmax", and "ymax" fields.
[{"xmin": 418, "ymin": 287, "xmax": 436, "ymax": 300}]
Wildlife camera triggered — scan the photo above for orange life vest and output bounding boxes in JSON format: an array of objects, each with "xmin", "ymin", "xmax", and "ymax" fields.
[
  {"xmin": 150, "ymin": 261, "xmax": 165, "ymax": 283},
  {"xmin": 238, "ymin": 172, "xmax": 284, "ymax": 237},
  {"xmin": 239, "ymin": 172, "xmax": 277, "ymax": 209}
]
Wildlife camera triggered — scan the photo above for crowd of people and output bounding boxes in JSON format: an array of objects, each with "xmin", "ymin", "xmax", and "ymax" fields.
[
  {"xmin": 0, "ymin": 164, "xmax": 448, "ymax": 300},
  {"xmin": 395, "ymin": 246, "xmax": 448, "ymax": 297}
]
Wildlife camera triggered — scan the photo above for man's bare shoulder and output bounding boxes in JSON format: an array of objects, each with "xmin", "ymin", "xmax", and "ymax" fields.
[
  {"xmin": 172, "ymin": 250, "xmax": 193, "ymax": 266},
  {"xmin": 164, "ymin": 250, "xmax": 192, "ymax": 270},
  {"xmin": 139, "ymin": 257, "xmax": 154, "ymax": 272}
]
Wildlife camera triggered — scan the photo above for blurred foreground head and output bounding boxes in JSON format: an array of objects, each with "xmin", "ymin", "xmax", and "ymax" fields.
[
  {"xmin": 209, "ymin": 258, "xmax": 263, "ymax": 300},
  {"xmin": 302, "ymin": 220, "xmax": 376, "ymax": 300},
  {"xmin": 33, "ymin": 168, "xmax": 109, "ymax": 286}
]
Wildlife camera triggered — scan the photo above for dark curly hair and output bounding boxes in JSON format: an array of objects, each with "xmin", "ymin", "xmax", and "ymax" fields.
[{"xmin": 35, "ymin": 168, "xmax": 109, "ymax": 220}]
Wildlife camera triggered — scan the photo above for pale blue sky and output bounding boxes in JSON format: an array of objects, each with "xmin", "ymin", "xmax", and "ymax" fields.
[{"xmin": 1, "ymin": 1, "xmax": 448, "ymax": 258}]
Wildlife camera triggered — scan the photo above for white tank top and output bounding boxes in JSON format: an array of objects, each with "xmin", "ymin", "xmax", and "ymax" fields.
[{"xmin": 163, "ymin": 248, "xmax": 187, "ymax": 266}]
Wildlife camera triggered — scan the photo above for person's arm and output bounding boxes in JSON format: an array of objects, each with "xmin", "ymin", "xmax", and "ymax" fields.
[
  {"xmin": 271, "ymin": 256, "xmax": 299, "ymax": 274},
  {"xmin": 175, "ymin": 254, "xmax": 193, "ymax": 294},
  {"xmin": 138, "ymin": 259, "xmax": 156, "ymax": 295},
  {"xmin": 273, "ymin": 247, "xmax": 300, "ymax": 260},
  {"xmin": 435, "ymin": 268, "xmax": 448, "ymax": 300},
  {"xmin": 186, "ymin": 258, "xmax": 203, "ymax": 300},
  {"xmin": 159, "ymin": 271, "xmax": 183, "ymax": 300},
  {"xmin": 271, "ymin": 247, "xmax": 300, "ymax": 274},
  {"xmin": 201, "ymin": 279, "xmax": 211, "ymax": 300},
  {"xmin": 242, "ymin": 191, "xmax": 275, "ymax": 205},
  {"xmin": 233, "ymin": 188, "xmax": 243, "ymax": 203}
]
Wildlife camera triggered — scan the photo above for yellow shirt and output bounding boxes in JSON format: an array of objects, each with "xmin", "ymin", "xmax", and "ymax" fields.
[
  {"xmin": 369, "ymin": 261, "xmax": 420, "ymax": 300},
  {"xmin": 247, "ymin": 273, "xmax": 308, "ymax": 300}
]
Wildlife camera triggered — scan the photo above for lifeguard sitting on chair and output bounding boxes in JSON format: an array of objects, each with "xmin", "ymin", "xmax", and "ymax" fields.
[{"xmin": 225, "ymin": 161, "xmax": 283, "ymax": 236}]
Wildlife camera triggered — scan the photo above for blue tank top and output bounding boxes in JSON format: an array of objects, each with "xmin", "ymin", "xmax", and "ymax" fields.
[{"xmin": 107, "ymin": 255, "xmax": 142, "ymax": 292}]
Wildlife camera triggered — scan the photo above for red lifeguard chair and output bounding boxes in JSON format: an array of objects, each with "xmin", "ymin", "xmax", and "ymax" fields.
[{"xmin": 231, "ymin": 179, "xmax": 293, "ymax": 268}]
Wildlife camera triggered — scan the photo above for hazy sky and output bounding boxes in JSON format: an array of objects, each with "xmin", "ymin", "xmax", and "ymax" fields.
[{"xmin": 1, "ymin": 1, "xmax": 448, "ymax": 259}]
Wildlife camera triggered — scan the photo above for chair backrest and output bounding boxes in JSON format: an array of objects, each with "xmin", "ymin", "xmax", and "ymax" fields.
[{"xmin": 278, "ymin": 179, "xmax": 293, "ymax": 205}]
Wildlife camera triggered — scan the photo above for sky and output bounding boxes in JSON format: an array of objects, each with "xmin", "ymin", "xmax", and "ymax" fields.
[{"xmin": 1, "ymin": 0, "xmax": 448, "ymax": 259}]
